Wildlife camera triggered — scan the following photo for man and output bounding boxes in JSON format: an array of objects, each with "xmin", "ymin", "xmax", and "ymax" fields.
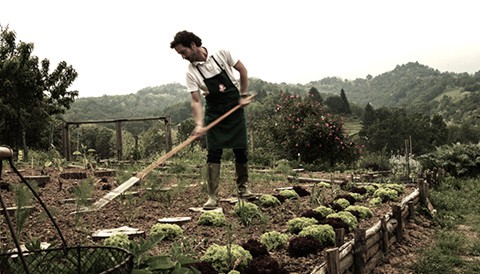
[{"xmin": 170, "ymin": 30, "xmax": 253, "ymax": 209}]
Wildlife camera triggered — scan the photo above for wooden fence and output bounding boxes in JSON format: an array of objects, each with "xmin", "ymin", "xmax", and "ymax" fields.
[{"xmin": 310, "ymin": 175, "xmax": 437, "ymax": 274}]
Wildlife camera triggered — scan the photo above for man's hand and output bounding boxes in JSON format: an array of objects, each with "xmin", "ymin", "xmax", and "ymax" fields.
[
  {"xmin": 192, "ymin": 125, "xmax": 206, "ymax": 137},
  {"xmin": 239, "ymin": 94, "xmax": 253, "ymax": 107}
]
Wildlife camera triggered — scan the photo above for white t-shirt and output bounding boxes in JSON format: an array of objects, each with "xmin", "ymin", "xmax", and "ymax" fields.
[{"xmin": 185, "ymin": 48, "xmax": 240, "ymax": 96}]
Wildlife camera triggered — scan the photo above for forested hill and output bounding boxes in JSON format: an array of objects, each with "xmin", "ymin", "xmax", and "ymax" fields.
[{"xmin": 63, "ymin": 62, "xmax": 480, "ymax": 126}]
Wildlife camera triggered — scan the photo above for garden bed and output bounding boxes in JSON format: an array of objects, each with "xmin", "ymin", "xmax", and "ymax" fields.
[{"xmin": 0, "ymin": 163, "xmax": 427, "ymax": 273}]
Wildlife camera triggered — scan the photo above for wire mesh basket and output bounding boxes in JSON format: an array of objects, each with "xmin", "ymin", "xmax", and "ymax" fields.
[
  {"xmin": 0, "ymin": 146, "xmax": 133, "ymax": 274},
  {"xmin": 0, "ymin": 246, "xmax": 133, "ymax": 274}
]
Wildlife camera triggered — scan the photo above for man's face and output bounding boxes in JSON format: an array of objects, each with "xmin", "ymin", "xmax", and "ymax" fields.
[{"xmin": 174, "ymin": 43, "xmax": 197, "ymax": 62}]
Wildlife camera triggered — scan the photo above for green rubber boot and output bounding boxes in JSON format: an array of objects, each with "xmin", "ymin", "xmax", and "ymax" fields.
[
  {"xmin": 236, "ymin": 162, "xmax": 253, "ymax": 198},
  {"xmin": 203, "ymin": 163, "xmax": 220, "ymax": 209}
]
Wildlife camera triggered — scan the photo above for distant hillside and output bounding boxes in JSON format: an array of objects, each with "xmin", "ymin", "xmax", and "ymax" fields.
[
  {"xmin": 63, "ymin": 83, "xmax": 188, "ymax": 121},
  {"xmin": 63, "ymin": 62, "xmax": 480, "ymax": 127}
]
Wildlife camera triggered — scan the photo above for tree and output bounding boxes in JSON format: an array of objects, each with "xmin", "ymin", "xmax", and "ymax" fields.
[
  {"xmin": 340, "ymin": 89, "xmax": 352, "ymax": 114},
  {"xmin": 307, "ymin": 87, "xmax": 323, "ymax": 104},
  {"xmin": 0, "ymin": 26, "xmax": 78, "ymax": 156},
  {"xmin": 362, "ymin": 103, "xmax": 375, "ymax": 128}
]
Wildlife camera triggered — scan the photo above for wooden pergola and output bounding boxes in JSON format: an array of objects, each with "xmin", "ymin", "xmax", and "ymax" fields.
[{"xmin": 63, "ymin": 116, "xmax": 172, "ymax": 161}]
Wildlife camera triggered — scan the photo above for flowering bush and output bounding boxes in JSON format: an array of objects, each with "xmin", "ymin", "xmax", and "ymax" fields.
[{"xmin": 267, "ymin": 93, "xmax": 361, "ymax": 166}]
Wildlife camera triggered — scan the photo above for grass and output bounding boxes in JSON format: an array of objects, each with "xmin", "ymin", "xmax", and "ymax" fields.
[{"xmin": 411, "ymin": 177, "xmax": 480, "ymax": 274}]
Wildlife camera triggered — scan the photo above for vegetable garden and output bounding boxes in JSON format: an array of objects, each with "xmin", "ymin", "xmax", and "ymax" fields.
[{"xmin": 0, "ymin": 151, "xmax": 439, "ymax": 274}]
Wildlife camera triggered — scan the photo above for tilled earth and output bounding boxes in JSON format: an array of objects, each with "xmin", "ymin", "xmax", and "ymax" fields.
[{"xmin": 0, "ymin": 164, "xmax": 435, "ymax": 273}]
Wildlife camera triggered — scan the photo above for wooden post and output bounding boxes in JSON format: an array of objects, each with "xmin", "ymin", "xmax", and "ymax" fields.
[
  {"xmin": 335, "ymin": 228, "xmax": 345, "ymax": 247},
  {"xmin": 408, "ymin": 201, "xmax": 415, "ymax": 219},
  {"xmin": 392, "ymin": 205, "xmax": 403, "ymax": 243},
  {"xmin": 380, "ymin": 216, "xmax": 389, "ymax": 257},
  {"xmin": 164, "ymin": 116, "xmax": 172, "ymax": 152},
  {"xmin": 353, "ymin": 228, "xmax": 366, "ymax": 274},
  {"xmin": 326, "ymin": 248, "xmax": 340, "ymax": 274},
  {"xmin": 418, "ymin": 179, "xmax": 428, "ymax": 206},
  {"xmin": 63, "ymin": 123, "xmax": 71, "ymax": 161},
  {"xmin": 115, "ymin": 121, "xmax": 123, "ymax": 161}
]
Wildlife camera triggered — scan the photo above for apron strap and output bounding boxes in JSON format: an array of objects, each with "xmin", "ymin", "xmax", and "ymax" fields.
[{"xmin": 195, "ymin": 56, "xmax": 224, "ymax": 80}]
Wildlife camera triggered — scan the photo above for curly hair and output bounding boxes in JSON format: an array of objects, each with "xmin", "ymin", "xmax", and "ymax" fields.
[{"xmin": 170, "ymin": 30, "xmax": 202, "ymax": 48}]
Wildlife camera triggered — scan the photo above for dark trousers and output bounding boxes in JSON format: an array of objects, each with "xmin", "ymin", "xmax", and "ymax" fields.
[{"xmin": 207, "ymin": 148, "xmax": 248, "ymax": 164}]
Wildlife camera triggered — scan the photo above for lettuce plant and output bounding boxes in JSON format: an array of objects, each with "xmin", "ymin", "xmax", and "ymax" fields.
[
  {"xmin": 298, "ymin": 224, "xmax": 335, "ymax": 246},
  {"xmin": 260, "ymin": 231, "xmax": 289, "ymax": 251},
  {"xmin": 201, "ymin": 244, "xmax": 252, "ymax": 273},
  {"xmin": 287, "ymin": 217, "xmax": 318, "ymax": 234},
  {"xmin": 345, "ymin": 205, "xmax": 373, "ymax": 219},
  {"xmin": 103, "ymin": 233, "xmax": 130, "ymax": 249},
  {"xmin": 150, "ymin": 223, "xmax": 183, "ymax": 240},
  {"xmin": 198, "ymin": 211, "xmax": 227, "ymax": 227}
]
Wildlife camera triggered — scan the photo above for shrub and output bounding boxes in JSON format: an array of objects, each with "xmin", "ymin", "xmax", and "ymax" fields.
[
  {"xmin": 149, "ymin": 223, "xmax": 183, "ymax": 240},
  {"xmin": 327, "ymin": 211, "xmax": 358, "ymax": 231},
  {"xmin": 201, "ymin": 244, "xmax": 252, "ymax": 273},
  {"xmin": 345, "ymin": 205, "xmax": 373, "ymax": 219},
  {"xmin": 287, "ymin": 235, "xmax": 322, "ymax": 257},
  {"xmin": 241, "ymin": 239, "xmax": 269, "ymax": 258},
  {"xmin": 279, "ymin": 189, "xmax": 300, "ymax": 199},
  {"xmin": 198, "ymin": 211, "xmax": 228, "ymax": 227},
  {"xmin": 287, "ymin": 217, "xmax": 318, "ymax": 234},
  {"xmin": 266, "ymin": 93, "xmax": 361, "ymax": 166},
  {"xmin": 313, "ymin": 205, "xmax": 335, "ymax": 217},
  {"xmin": 298, "ymin": 224, "xmax": 335, "ymax": 246},
  {"xmin": 103, "ymin": 233, "xmax": 130, "ymax": 249},
  {"xmin": 260, "ymin": 231, "xmax": 289, "ymax": 251},
  {"xmin": 258, "ymin": 194, "xmax": 281, "ymax": 207}
]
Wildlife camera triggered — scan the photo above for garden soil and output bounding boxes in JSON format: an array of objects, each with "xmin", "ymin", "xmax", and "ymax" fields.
[{"xmin": 0, "ymin": 164, "xmax": 436, "ymax": 274}]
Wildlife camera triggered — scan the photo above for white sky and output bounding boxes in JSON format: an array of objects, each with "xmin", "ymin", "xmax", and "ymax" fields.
[{"xmin": 1, "ymin": 0, "xmax": 479, "ymax": 98}]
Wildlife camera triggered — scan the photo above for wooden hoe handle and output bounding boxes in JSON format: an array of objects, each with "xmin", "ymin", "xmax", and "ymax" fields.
[{"xmin": 137, "ymin": 94, "xmax": 255, "ymax": 180}]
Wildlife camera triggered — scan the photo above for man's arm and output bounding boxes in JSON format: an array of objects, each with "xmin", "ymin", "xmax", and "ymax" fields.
[
  {"xmin": 234, "ymin": 60, "xmax": 248, "ymax": 96},
  {"xmin": 191, "ymin": 90, "xmax": 206, "ymax": 137},
  {"xmin": 234, "ymin": 60, "xmax": 252, "ymax": 106}
]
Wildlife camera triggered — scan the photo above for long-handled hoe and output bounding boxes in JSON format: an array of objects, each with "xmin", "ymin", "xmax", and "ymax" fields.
[{"xmin": 72, "ymin": 95, "xmax": 255, "ymax": 214}]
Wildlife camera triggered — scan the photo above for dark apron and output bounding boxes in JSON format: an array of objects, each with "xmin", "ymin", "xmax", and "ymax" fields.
[{"xmin": 196, "ymin": 56, "xmax": 247, "ymax": 149}]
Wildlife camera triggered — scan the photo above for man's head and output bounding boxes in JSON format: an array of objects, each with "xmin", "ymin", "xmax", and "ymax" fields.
[
  {"xmin": 170, "ymin": 31, "xmax": 203, "ymax": 62},
  {"xmin": 170, "ymin": 31, "xmax": 202, "ymax": 48}
]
